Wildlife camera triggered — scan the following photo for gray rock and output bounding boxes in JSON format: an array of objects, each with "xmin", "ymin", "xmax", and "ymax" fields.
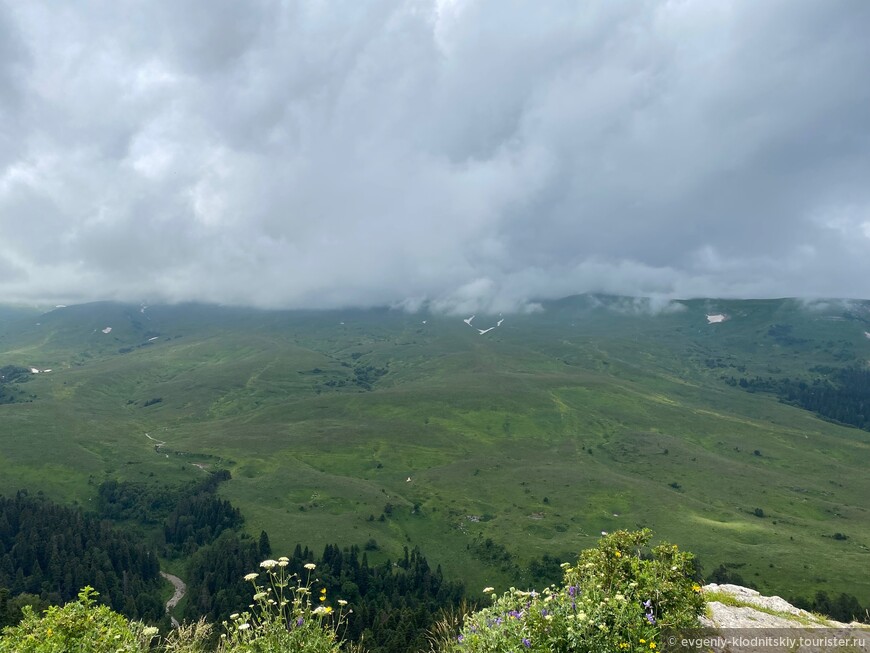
[{"xmin": 695, "ymin": 584, "xmax": 870, "ymax": 652}]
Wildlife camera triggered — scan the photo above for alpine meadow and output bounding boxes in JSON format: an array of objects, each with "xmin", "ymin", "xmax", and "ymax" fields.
[{"xmin": 2, "ymin": 296, "xmax": 869, "ymax": 625}]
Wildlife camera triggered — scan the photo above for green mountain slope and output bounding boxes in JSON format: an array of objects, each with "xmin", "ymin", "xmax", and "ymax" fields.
[{"xmin": 1, "ymin": 296, "xmax": 869, "ymax": 602}]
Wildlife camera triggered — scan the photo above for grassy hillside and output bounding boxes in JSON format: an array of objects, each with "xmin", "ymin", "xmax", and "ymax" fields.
[{"xmin": 1, "ymin": 296, "xmax": 869, "ymax": 602}]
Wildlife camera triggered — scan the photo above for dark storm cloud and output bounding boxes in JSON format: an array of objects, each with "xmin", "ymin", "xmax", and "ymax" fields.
[{"xmin": 1, "ymin": 0, "xmax": 869, "ymax": 311}]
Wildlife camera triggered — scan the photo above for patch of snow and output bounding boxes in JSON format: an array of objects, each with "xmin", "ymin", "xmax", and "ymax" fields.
[
  {"xmin": 148, "ymin": 336, "xmax": 159, "ymax": 341},
  {"xmin": 422, "ymin": 320, "xmax": 427, "ymax": 324},
  {"xmin": 864, "ymin": 331, "xmax": 870, "ymax": 339},
  {"xmin": 55, "ymin": 305, "xmax": 66, "ymax": 308},
  {"xmin": 706, "ymin": 314, "xmax": 727, "ymax": 324},
  {"xmin": 463, "ymin": 315, "xmax": 475, "ymax": 326},
  {"xmin": 30, "ymin": 368, "xmax": 39, "ymax": 373},
  {"xmin": 102, "ymin": 326, "xmax": 112, "ymax": 334},
  {"xmin": 43, "ymin": 369, "xmax": 52, "ymax": 373}
]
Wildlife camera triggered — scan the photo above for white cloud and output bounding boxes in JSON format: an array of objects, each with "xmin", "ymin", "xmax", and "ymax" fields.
[{"xmin": 1, "ymin": 0, "xmax": 869, "ymax": 311}]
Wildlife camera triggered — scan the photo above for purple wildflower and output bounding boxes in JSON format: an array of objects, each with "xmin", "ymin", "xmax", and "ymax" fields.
[
  {"xmin": 568, "ymin": 585, "xmax": 577, "ymax": 597},
  {"xmin": 541, "ymin": 609, "xmax": 548, "ymax": 617},
  {"xmin": 643, "ymin": 599, "xmax": 652, "ymax": 609},
  {"xmin": 296, "ymin": 617, "xmax": 304, "ymax": 627},
  {"xmin": 457, "ymin": 635, "xmax": 464, "ymax": 643},
  {"xmin": 522, "ymin": 638, "xmax": 531, "ymax": 648},
  {"xmin": 646, "ymin": 612, "xmax": 656, "ymax": 625}
]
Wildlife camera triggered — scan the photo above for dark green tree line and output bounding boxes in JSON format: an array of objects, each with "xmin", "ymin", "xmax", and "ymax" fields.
[
  {"xmin": 183, "ymin": 532, "xmax": 467, "ymax": 653},
  {"xmin": 0, "ymin": 492, "xmax": 163, "ymax": 627}
]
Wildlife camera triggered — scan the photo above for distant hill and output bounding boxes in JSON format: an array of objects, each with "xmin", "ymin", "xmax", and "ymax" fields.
[{"xmin": 1, "ymin": 295, "xmax": 869, "ymax": 605}]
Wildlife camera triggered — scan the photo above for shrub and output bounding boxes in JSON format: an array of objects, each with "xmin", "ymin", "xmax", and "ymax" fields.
[
  {"xmin": 439, "ymin": 529, "xmax": 704, "ymax": 653},
  {"xmin": 0, "ymin": 587, "xmax": 156, "ymax": 653}
]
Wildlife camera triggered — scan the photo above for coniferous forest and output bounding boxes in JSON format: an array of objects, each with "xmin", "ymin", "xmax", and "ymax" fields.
[
  {"xmin": 730, "ymin": 366, "xmax": 870, "ymax": 431},
  {"xmin": 0, "ymin": 493, "xmax": 163, "ymax": 627},
  {"xmin": 183, "ymin": 532, "xmax": 467, "ymax": 653}
]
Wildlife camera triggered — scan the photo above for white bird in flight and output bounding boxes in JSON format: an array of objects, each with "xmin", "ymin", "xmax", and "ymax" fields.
[
  {"xmin": 463, "ymin": 315, "xmax": 475, "ymax": 326},
  {"xmin": 496, "ymin": 318, "xmax": 504, "ymax": 327},
  {"xmin": 478, "ymin": 327, "xmax": 495, "ymax": 335}
]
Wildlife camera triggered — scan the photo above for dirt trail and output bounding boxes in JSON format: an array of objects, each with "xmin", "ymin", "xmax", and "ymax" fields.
[
  {"xmin": 160, "ymin": 571, "xmax": 186, "ymax": 628},
  {"xmin": 144, "ymin": 432, "xmax": 166, "ymax": 448}
]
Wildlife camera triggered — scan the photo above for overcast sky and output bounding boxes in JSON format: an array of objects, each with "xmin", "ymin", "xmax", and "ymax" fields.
[{"xmin": 1, "ymin": 1, "xmax": 869, "ymax": 312}]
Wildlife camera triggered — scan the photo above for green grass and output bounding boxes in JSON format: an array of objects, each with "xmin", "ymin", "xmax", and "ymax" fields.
[
  {"xmin": 1, "ymin": 297, "xmax": 869, "ymax": 602},
  {"xmin": 702, "ymin": 590, "xmax": 836, "ymax": 627}
]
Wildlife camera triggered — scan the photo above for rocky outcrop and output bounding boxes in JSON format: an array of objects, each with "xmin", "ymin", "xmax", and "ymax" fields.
[{"xmin": 695, "ymin": 584, "xmax": 870, "ymax": 652}]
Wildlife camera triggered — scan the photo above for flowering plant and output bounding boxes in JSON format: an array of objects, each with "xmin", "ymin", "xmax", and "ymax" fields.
[
  {"xmin": 443, "ymin": 530, "xmax": 703, "ymax": 653},
  {"xmin": 218, "ymin": 558, "xmax": 351, "ymax": 653}
]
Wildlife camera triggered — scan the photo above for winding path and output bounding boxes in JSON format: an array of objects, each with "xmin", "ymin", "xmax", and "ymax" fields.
[{"xmin": 160, "ymin": 571, "xmax": 186, "ymax": 628}]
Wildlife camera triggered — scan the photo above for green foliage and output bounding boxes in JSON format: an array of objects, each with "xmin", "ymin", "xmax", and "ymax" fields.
[
  {"xmin": 737, "ymin": 366, "xmax": 870, "ymax": 431},
  {"xmin": 0, "ymin": 587, "xmax": 157, "ymax": 653},
  {"xmin": 442, "ymin": 530, "xmax": 704, "ymax": 653},
  {"xmin": 185, "ymin": 534, "xmax": 466, "ymax": 653},
  {"xmin": 0, "ymin": 366, "xmax": 31, "ymax": 385},
  {"xmin": 0, "ymin": 493, "xmax": 163, "ymax": 622},
  {"xmin": 790, "ymin": 590, "xmax": 869, "ymax": 624},
  {"xmin": 0, "ymin": 365, "xmax": 30, "ymax": 404},
  {"xmin": 97, "ymin": 470, "xmax": 241, "ymax": 557},
  {"xmin": 0, "ymin": 590, "xmax": 47, "ymax": 630}
]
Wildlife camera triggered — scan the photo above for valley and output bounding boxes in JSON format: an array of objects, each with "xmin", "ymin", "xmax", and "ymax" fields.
[{"xmin": 1, "ymin": 295, "xmax": 869, "ymax": 607}]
